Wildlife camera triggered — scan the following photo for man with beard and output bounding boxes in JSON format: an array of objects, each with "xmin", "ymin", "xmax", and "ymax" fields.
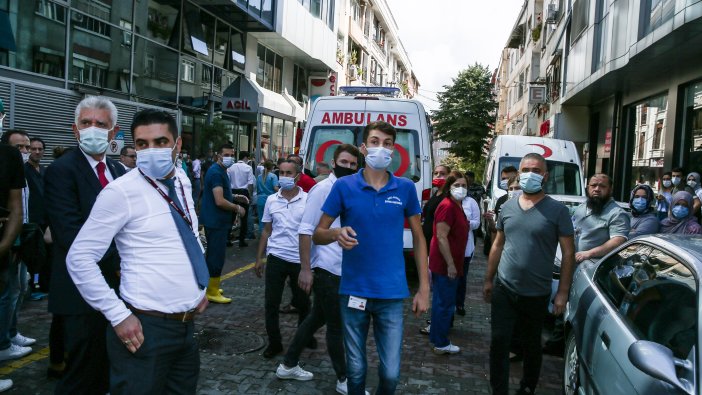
[{"xmin": 543, "ymin": 173, "xmax": 629, "ymax": 356}]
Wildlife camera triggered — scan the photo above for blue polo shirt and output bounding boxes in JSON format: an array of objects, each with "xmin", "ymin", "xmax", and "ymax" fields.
[
  {"xmin": 200, "ymin": 163, "xmax": 233, "ymax": 229},
  {"xmin": 322, "ymin": 169, "xmax": 421, "ymax": 299}
]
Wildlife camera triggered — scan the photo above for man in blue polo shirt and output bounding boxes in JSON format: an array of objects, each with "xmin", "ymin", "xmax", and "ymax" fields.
[
  {"xmin": 200, "ymin": 143, "xmax": 246, "ymax": 304},
  {"xmin": 314, "ymin": 121, "xmax": 429, "ymax": 395}
]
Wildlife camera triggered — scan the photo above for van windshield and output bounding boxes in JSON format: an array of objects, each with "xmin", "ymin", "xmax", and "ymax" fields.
[
  {"xmin": 499, "ymin": 157, "xmax": 583, "ymax": 196},
  {"xmin": 304, "ymin": 126, "xmax": 422, "ymax": 182}
]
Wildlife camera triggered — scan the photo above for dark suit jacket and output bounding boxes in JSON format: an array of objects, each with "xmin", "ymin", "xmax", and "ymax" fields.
[
  {"xmin": 24, "ymin": 162, "xmax": 46, "ymax": 226},
  {"xmin": 45, "ymin": 148, "xmax": 126, "ymax": 315}
]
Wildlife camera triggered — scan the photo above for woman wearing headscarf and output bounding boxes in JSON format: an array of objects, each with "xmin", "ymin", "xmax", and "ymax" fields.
[
  {"xmin": 660, "ymin": 191, "xmax": 702, "ymax": 235},
  {"xmin": 629, "ymin": 184, "xmax": 659, "ymax": 238},
  {"xmin": 686, "ymin": 172, "xmax": 702, "ymax": 201}
]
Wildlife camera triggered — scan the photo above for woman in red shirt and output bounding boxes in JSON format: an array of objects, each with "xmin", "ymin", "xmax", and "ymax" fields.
[{"xmin": 428, "ymin": 171, "xmax": 470, "ymax": 354}]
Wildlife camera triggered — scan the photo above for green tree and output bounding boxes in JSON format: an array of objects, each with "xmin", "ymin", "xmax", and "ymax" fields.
[
  {"xmin": 432, "ymin": 64, "xmax": 496, "ymax": 165},
  {"xmin": 199, "ymin": 118, "xmax": 229, "ymax": 156},
  {"xmin": 440, "ymin": 153, "xmax": 486, "ymax": 182}
]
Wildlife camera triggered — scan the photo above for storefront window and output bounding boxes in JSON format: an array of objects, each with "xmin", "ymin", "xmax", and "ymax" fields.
[
  {"xmin": 271, "ymin": 117, "xmax": 284, "ymax": 160},
  {"xmin": 630, "ymin": 93, "xmax": 668, "ymax": 189},
  {"xmin": 284, "ymin": 121, "xmax": 295, "ymax": 157},
  {"xmin": 133, "ymin": 37, "xmax": 178, "ymax": 103},
  {"xmin": 135, "ymin": 0, "xmax": 180, "ymax": 49},
  {"xmin": 3, "ymin": 1, "xmax": 67, "ymax": 79},
  {"xmin": 260, "ymin": 114, "xmax": 272, "ymax": 161},
  {"xmin": 683, "ymin": 81, "xmax": 702, "ymax": 172}
]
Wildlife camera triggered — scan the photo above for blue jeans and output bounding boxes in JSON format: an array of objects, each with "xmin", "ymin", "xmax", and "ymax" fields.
[
  {"xmin": 340, "ymin": 295, "xmax": 404, "ymax": 395},
  {"xmin": 247, "ymin": 203, "xmax": 256, "ymax": 238},
  {"xmin": 0, "ymin": 257, "xmax": 28, "ymax": 349},
  {"xmin": 429, "ymin": 273, "xmax": 459, "ymax": 348}
]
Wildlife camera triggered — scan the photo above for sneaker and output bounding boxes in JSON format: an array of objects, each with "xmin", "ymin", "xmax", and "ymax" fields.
[
  {"xmin": 433, "ymin": 343, "xmax": 460, "ymax": 355},
  {"xmin": 0, "ymin": 379, "xmax": 12, "ymax": 393},
  {"xmin": 0, "ymin": 344, "xmax": 32, "ymax": 361},
  {"xmin": 335, "ymin": 380, "xmax": 370, "ymax": 395},
  {"xmin": 11, "ymin": 333, "xmax": 36, "ymax": 346},
  {"xmin": 276, "ymin": 364, "xmax": 313, "ymax": 381},
  {"xmin": 419, "ymin": 324, "xmax": 430, "ymax": 335}
]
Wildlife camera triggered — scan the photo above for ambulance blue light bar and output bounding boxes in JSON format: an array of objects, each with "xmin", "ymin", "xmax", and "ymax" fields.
[{"xmin": 338, "ymin": 86, "xmax": 401, "ymax": 97}]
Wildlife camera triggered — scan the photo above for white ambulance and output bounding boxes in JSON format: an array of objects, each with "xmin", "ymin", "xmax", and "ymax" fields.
[{"xmin": 299, "ymin": 87, "xmax": 434, "ymax": 251}]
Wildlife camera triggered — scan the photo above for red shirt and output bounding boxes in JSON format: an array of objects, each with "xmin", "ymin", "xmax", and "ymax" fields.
[
  {"xmin": 429, "ymin": 197, "xmax": 469, "ymax": 277},
  {"xmin": 297, "ymin": 173, "xmax": 317, "ymax": 192}
]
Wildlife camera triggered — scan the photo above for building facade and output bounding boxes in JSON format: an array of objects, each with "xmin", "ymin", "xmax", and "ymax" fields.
[{"xmin": 496, "ymin": 0, "xmax": 702, "ymax": 201}]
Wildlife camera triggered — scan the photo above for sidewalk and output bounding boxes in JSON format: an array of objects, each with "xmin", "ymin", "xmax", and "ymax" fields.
[{"xmin": 0, "ymin": 239, "xmax": 563, "ymax": 394}]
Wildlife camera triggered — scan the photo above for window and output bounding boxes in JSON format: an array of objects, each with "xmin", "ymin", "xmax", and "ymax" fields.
[
  {"xmin": 640, "ymin": 105, "xmax": 648, "ymax": 126},
  {"xmin": 592, "ymin": 0, "xmax": 607, "ymax": 72},
  {"xmin": 640, "ymin": 0, "xmax": 674, "ymax": 38},
  {"xmin": 182, "ymin": 3, "xmax": 215, "ymax": 61},
  {"xmin": 133, "ymin": 36, "xmax": 179, "ymax": 102},
  {"xmin": 570, "ymin": 0, "xmax": 589, "ymax": 45},
  {"xmin": 73, "ymin": 12, "xmax": 110, "ymax": 36},
  {"xmin": 120, "ymin": 20, "xmax": 132, "ymax": 46},
  {"xmin": 309, "ymin": 0, "xmax": 321, "ymax": 18},
  {"xmin": 256, "ymin": 44, "xmax": 283, "ymax": 93},
  {"xmin": 594, "ymin": 243, "xmax": 697, "ymax": 359},
  {"xmin": 181, "ymin": 59, "xmax": 195, "ymax": 83},
  {"xmin": 683, "ymin": 80, "xmax": 702, "ymax": 172},
  {"xmin": 351, "ymin": 0, "xmax": 361, "ymax": 24},
  {"xmin": 638, "ymin": 132, "xmax": 646, "ymax": 159},
  {"xmin": 137, "ymin": 0, "xmax": 180, "ymax": 48},
  {"xmin": 630, "ymin": 94, "xmax": 667, "ymax": 188},
  {"xmin": 517, "ymin": 71, "xmax": 524, "ymax": 99},
  {"xmin": 653, "ymin": 121, "xmax": 663, "ymax": 149},
  {"xmin": 35, "ymin": 0, "xmax": 66, "ymax": 22},
  {"xmin": 72, "ymin": 58, "xmax": 107, "ymax": 87},
  {"xmin": 145, "ymin": 54, "xmax": 156, "ymax": 77},
  {"xmin": 292, "ymin": 64, "xmax": 308, "ymax": 104}
]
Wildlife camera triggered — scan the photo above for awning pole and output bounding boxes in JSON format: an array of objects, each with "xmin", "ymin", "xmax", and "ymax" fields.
[{"xmin": 256, "ymin": 112, "xmax": 262, "ymax": 164}]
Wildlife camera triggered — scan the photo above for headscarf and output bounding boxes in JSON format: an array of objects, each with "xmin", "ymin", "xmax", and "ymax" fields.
[
  {"xmin": 660, "ymin": 191, "xmax": 698, "ymax": 234},
  {"xmin": 687, "ymin": 172, "xmax": 701, "ymax": 191},
  {"xmin": 629, "ymin": 184, "xmax": 654, "ymax": 217}
]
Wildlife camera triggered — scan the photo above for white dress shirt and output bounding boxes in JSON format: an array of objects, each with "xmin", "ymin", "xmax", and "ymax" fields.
[
  {"xmin": 81, "ymin": 148, "xmax": 115, "ymax": 182},
  {"xmin": 192, "ymin": 159, "xmax": 201, "ymax": 179},
  {"xmin": 227, "ymin": 160, "xmax": 254, "ymax": 189},
  {"xmin": 462, "ymin": 197, "xmax": 481, "ymax": 258},
  {"xmin": 298, "ymin": 174, "xmax": 342, "ymax": 276},
  {"xmin": 66, "ymin": 168, "xmax": 205, "ymax": 327},
  {"xmin": 262, "ymin": 187, "xmax": 307, "ymax": 263}
]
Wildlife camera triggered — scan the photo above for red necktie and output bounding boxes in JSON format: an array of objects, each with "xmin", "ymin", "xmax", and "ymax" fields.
[{"xmin": 96, "ymin": 162, "xmax": 109, "ymax": 188}]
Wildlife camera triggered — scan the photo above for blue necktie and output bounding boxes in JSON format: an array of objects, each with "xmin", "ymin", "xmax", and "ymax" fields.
[{"xmin": 161, "ymin": 178, "xmax": 209, "ymax": 289}]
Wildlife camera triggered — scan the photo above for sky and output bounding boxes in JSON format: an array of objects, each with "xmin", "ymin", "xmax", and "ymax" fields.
[{"xmin": 386, "ymin": 0, "xmax": 525, "ymax": 112}]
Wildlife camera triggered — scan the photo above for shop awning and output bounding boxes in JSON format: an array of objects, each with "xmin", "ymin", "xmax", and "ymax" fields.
[
  {"xmin": 222, "ymin": 76, "xmax": 295, "ymax": 122},
  {"xmin": 282, "ymin": 91, "xmax": 306, "ymax": 122}
]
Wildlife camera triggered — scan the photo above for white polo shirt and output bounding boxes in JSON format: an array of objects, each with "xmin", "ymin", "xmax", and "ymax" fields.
[
  {"xmin": 298, "ymin": 174, "xmax": 342, "ymax": 276},
  {"xmin": 262, "ymin": 187, "xmax": 307, "ymax": 263}
]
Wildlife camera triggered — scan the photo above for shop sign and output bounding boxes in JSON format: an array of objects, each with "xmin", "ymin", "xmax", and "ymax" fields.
[{"xmin": 223, "ymin": 97, "xmax": 257, "ymax": 113}]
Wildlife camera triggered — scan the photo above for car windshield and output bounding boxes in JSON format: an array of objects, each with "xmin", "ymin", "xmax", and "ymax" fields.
[
  {"xmin": 499, "ymin": 157, "xmax": 582, "ymax": 196},
  {"xmin": 304, "ymin": 126, "xmax": 422, "ymax": 182}
]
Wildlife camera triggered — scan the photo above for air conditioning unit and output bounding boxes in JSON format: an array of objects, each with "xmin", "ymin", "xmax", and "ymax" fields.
[
  {"xmin": 546, "ymin": 3, "xmax": 558, "ymax": 24},
  {"xmin": 72, "ymin": 12, "xmax": 84, "ymax": 23},
  {"xmin": 349, "ymin": 65, "xmax": 358, "ymax": 80}
]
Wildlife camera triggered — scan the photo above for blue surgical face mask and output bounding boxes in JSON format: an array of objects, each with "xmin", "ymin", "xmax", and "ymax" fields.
[
  {"xmin": 508, "ymin": 189, "xmax": 522, "ymax": 200},
  {"xmin": 137, "ymin": 142, "xmax": 177, "ymax": 179},
  {"xmin": 365, "ymin": 147, "xmax": 393, "ymax": 170},
  {"xmin": 499, "ymin": 179, "xmax": 508, "ymax": 190},
  {"xmin": 221, "ymin": 157, "xmax": 234, "ymax": 168},
  {"xmin": 672, "ymin": 205, "xmax": 689, "ymax": 219},
  {"xmin": 79, "ymin": 126, "xmax": 111, "ymax": 155},
  {"xmin": 662, "ymin": 180, "xmax": 672, "ymax": 188},
  {"xmin": 279, "ymin": 176, "xmax": 296, "ymax": 190},
  {"xmin": 672, "ymin": 177, "xmax": 681, "ymax": 186},
  {"xmin": 632, "ymin": 197, "xmax": 648, "ymax": 212},
  {"xmin": 519, "ymin": 172, "xmax": 544, "ymax": 194}
]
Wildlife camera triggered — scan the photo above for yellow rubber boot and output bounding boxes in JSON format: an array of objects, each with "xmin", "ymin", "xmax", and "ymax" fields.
[{"xmin": 206, "ymin": 277, "xmax": 231, "ymax": 304}]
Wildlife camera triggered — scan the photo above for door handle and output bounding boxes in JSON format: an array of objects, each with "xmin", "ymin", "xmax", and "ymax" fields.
[{"xmin": 600, "ymin": 332, "xmax": 610, "ymax": 349}]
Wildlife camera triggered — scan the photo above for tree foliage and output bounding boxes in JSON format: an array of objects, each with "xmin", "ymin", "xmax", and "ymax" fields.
[
  {"xmin": 432, "ymin": 64, "xmax": 496, "ymax": 165},
  {"xmin": 199, "ymin": 118, "xmax": 229, "ymax": 156},
  {"xmin": 441, "ymin": 153, "xmax": 486, "ymax": 182}
]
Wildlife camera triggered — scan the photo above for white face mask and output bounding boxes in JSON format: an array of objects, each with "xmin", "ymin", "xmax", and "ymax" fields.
[
  {"xmin": 508, "ymin": 189, "xmax": 523, "ymax": 199},
  {"xmin": 78, "ymin": 126, "xmax": 111, "ymax": 155},
  {"xmin": 136, "ymin": 141, "xmax": 177, "ymax": 179},
  {"xmin": 450, "ymin": 186, "xmax": 468, "ymax": 201},
  {"xmin": 365, "ymin": 146, "xmax": 393, "ymax": 170}
]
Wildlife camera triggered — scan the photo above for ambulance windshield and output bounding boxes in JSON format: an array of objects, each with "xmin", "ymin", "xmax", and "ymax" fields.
[{"xmin": 305, "ymin": 126, "xmax": 422, "ymax": 182}]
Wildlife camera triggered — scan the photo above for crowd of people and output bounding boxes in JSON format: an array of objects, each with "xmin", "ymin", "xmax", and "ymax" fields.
[{"xmin": 0, "ymin": 94, "xmax": 701, "ymax": 394}]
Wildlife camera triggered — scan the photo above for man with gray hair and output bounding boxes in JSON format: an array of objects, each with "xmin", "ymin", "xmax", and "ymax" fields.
[
  {"xmin": 483, "ymin": 152, "xmax": 576, "ymax": 395},
  {"xmin": 45, "ymin": 95, "xmax": 126, "ymax": 394}
]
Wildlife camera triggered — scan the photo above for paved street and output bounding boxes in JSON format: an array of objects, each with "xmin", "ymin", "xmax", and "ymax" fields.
[{"xmin": 0, "ymin": 239, "xmax": 563, "ymax": 394}]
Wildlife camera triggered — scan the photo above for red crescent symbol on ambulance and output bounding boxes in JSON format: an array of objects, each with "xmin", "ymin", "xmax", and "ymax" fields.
[
  {"xmin": 315, "ymin": 140, "xmax": 344, "ymax": 164},
  {"xmin": 393, "ymin": 144, "xmax": 410, "ymax": 177},
  {"xmin": 528, "ymin": 144, "xmax": 553, "ymax": 159}
]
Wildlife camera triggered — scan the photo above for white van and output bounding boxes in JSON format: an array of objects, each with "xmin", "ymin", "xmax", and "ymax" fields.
[
  {"xmin": 299, "ymin": 87, "xmax": 434, "ymax": 251},
  {"xmin": 481, "ymin": 135, "xmax": 586, "ymax": 252}
]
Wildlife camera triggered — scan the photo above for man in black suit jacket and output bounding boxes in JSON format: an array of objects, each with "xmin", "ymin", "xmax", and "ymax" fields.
[{"xmin": 45, "ymin": 96, "xmax": 126, "ymax": 395}]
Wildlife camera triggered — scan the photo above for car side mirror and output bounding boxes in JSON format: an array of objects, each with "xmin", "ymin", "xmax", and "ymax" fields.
[{"xmin": 628, "ymin": 340, "xmax": 694, "ymax": 394}]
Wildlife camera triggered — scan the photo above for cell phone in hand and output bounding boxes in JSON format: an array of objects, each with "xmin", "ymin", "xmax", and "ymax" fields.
[{"xmin": 0, "ymin": 206, "xmax": 10, "ymax": 218}]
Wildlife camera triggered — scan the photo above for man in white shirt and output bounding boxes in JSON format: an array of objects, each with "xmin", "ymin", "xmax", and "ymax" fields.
[
  {"xmin": 275, "ymin": 144, "xmax": 362, "ymax": 395},
  {"xmin": 227, "ymin": 151, "xmax": 255, "ymax": 247},
  {"xmin": 191, "ymin": 154, "xmax": 203, "ymax": 209},
  {"xmin": 67, "ymin": 109, "xmax": 208, "ymax": 394},
  {"xmin": 255, "ymin": 159, "xmax": 310, "ymax": 359}
]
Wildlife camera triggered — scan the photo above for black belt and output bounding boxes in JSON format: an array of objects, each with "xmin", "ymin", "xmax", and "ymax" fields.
[{"xmin": 126, "ymin": 304, "xmax": 196, "ymax": 322}]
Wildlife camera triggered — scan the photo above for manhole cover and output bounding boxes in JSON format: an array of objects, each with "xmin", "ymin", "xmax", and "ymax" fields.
[{"xmin": 196, "ymin": 327, "xmax": 265, "ymax": 355}]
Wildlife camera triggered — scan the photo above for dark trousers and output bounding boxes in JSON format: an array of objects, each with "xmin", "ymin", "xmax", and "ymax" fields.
[
  {"xmin": 49, "ymin": 314, "xmax": 64, "ymax": 365},
  {"xmin": 231, "ymin": 188, "xmax": 250, "ymax": 243},
  {"xmin": 455, "ymin": 256, "xmax": 473, "ymax": 309},
  {"xmin": 264, "ymin": 254, "xmax": 310, "ymax": 345},
  {"xmin": 430, "ymin": 273, "xmax": 459, "ymax": 348},
  {"xmin": 204, "ymin": 227, "xmax": 228, "ymax": 277},
  {"xmin": 55, "ymin": 312, "xmax": 109, "ymax": 395},
  {"xmin": 283, "ymin": 268, "xmax": 346, "ymax": 380},
  {"xmin": 489, "ymin": 279, "xmax": 549, "ymax": 395},
  {"xmin": 106, "ymin": 313, "xmax": 199, "ymax": 395}
]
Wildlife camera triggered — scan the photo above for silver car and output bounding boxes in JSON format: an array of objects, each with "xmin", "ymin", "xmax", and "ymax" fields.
[{"xmin": 563, "ymin": 235, "xmax": 699, "ymax": 395}]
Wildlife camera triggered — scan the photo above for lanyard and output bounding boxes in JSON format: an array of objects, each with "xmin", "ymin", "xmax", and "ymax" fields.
[{"xmin": 139, "ymin": 170, "xmax": 193, "ymax": 229}]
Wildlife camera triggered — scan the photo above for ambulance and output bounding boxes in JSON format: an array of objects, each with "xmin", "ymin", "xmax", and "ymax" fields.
[{"xmin": 299, "ymin": 86, "xmax": 434, "ymax": 251}]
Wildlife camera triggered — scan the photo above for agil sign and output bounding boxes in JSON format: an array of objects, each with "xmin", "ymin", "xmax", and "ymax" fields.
[{"xmin": 223, "ymin": 97, "xmax": 256, "ymax": 112}]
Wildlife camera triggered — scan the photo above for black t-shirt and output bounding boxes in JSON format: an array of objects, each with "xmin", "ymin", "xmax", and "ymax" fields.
[
  {"xmin": 0, "ymin": 144, "xmax": 26, "ymax": 238},
  {"xmin": 422, "ymin": 193, "xmax": 446, "ymax": 249},
  {"xmin": 494, "ymin": 194, "xmax": 509, "ymax": 216}
]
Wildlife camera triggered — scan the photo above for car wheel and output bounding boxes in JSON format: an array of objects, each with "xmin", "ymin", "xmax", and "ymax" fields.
[{"xmin": 563, "ymin": 332, "xmax": 580, "ymax": 395}]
